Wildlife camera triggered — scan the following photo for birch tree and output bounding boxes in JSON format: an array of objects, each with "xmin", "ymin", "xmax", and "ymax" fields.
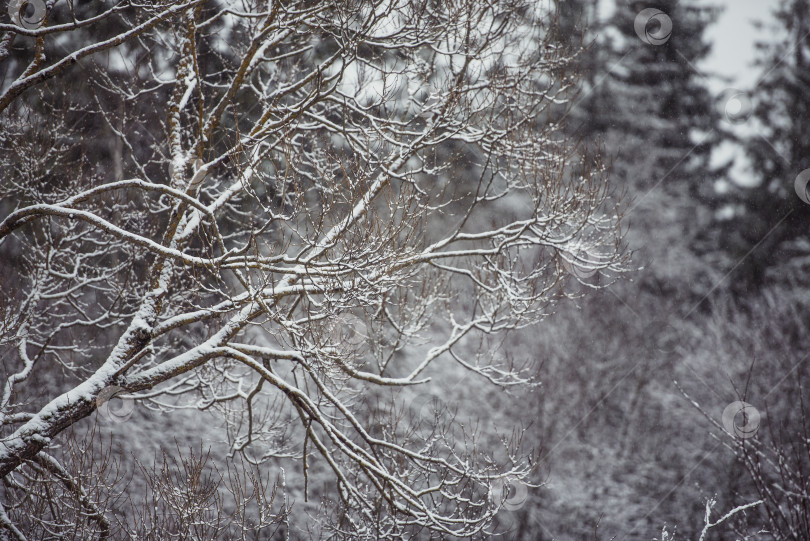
[{"xmin": 0, "ymin": 0, "xmax": 626, "ymax": 537}]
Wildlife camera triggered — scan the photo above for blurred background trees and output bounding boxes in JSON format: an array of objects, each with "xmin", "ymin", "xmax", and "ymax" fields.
[
  {"xmin": 715, "ymin": 0, "xmax": 810, "ymax": 293},
  {"xmin": 502, "ymin": 0, "xmax": 810, "ymax": 539}
]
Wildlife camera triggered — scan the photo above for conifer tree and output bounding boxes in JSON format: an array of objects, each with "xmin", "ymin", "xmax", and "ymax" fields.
[{"xmin": 719, "ymin": 0, "xmax": 810, "ymax": 289}]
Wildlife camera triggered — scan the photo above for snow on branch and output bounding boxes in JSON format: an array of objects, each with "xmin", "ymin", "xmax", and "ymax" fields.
[{"xmin": 0, "ymin": 0, "xmax": 627, "ymax": 536}]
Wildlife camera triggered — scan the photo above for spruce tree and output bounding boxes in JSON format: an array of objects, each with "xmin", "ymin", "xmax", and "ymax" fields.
[
  {"xmin": 720, "ymin": 0, "xmax": 810, "ymax": 289},
  {"xmin": 598, "ymin": 0, "xmax": 722, "ymax": 298}
]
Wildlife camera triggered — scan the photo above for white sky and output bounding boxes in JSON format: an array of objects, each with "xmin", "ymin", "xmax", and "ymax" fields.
[
  {"xmin": 700, "ymin": 0, "xmax": 776, "ymax": 91},
  {"xmin": 701, "ymin": 0, "xmax": 779, "ymax": 187}
]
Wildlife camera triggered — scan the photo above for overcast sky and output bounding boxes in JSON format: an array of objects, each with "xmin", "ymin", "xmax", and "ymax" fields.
[{"xmin": 701, "ymin": 0, "xmax": 780, "ymax": 186}]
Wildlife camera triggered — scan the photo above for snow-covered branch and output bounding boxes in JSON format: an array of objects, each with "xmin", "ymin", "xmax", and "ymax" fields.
[{"xmin": 0, "ymin": 0, "xmax": 627, "ymax": 536}]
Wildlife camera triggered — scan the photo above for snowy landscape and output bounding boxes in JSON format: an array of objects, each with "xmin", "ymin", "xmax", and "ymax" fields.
[{"xmin": 1, "ymin": 0, "xmax": 809, "ymax": 539}]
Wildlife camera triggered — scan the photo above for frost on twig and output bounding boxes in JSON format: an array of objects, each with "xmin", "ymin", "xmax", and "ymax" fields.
[{"xmin": 0, "ymin": 0, "xmax": 627, "ymax": 536}]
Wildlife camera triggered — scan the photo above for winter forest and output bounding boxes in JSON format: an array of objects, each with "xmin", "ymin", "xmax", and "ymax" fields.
[{"xmin": 0, "ymin": 0, "xmax": 809, "ymax": 539}]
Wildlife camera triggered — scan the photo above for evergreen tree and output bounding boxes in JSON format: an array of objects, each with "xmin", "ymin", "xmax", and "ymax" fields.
[
  {"xmin": 604, "ymin": 0, "xmax": 723, "ymax": 298},
  {"xmin": 526, "ymin": 2, "xmax": 727, "ymax": 538},
  {"xmin": 718, "ymin": 0, "xmax": 810, "ymax": 290}
]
